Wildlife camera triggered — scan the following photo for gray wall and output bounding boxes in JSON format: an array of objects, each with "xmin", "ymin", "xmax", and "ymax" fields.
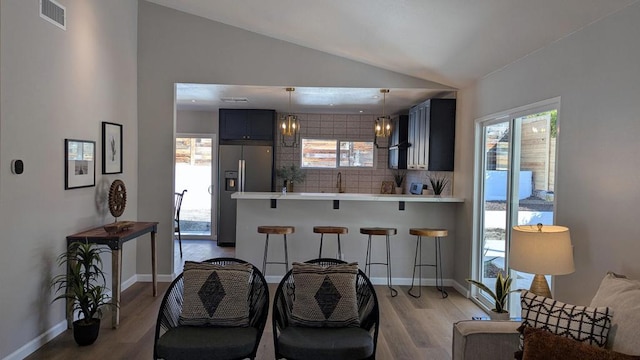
[
  {"xmin": 0, "ymin": 1, "xmax": 138, "ymax": 358},
  {"xmin": 176, "ymin": 110, "xmax": 216, "ymax": 134},
  {"xmin": 454, "ymin": 2, "xmax": 640, "ymax": 305},
  {"xmin": 137, "ymin": 1, "xmax": 450, "ymax": 276}
]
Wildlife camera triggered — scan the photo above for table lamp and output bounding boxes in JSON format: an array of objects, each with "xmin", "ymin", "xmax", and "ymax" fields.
[{"xmin": 510, "ymin": 223, "xmax": 574, "ymax": 298}]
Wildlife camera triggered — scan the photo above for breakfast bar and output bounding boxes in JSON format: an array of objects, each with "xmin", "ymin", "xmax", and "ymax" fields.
[{"xmin": 232, "ymin": 192, "xmax": 463, "ymax": 285}]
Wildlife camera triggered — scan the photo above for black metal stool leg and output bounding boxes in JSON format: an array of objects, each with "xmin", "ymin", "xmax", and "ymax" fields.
[
  {"xmin": 408, "ymin": 235, "xmax": 422, "ymax": 298},
  {"xmin": 365, "ymin": 235, "xmax": 372, "ymax": 276},
  {"xmin": 262, "ymin": 234, "xmax": 270, "ymax": 274},
  {"xmin": 386, "ymin": 234, "xmax": 398, "ymax": 297},
  {"xmin": 177, "ymin": 223, "xmax": 183, "ymax": 258},
  {"xmin": 318, "ymin": 233, "xmax": 324, "ymax": 258},
  {"xmin": 284, "ymin": 234, "xmax": 289, "ymax": 273},
  {"xmin": 435, "ymin": 236, "xmax": 448, "ymax": 298},
  {"xmin": 337, "ymin": 234, "xmax": 343, "ymax": 260}
]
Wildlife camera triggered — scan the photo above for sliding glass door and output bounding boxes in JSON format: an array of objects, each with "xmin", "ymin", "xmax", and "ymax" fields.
[{"xmin": 474, "ymin": 99, "xmax": 559, "ymax": 315}]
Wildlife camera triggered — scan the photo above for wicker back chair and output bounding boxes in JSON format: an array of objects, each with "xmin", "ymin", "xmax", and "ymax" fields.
[
  {"xmin": 154, "ymin": 257, "xmax": 269, "ymax": 360},
  {"xmin": 272, "ymin": 258, "xmax": 379, "ymax": 360}
]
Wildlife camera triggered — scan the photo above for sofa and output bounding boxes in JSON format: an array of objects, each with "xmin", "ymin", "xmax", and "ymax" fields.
[{"xmin": 452, "ymin": 272, "xmax": 640, "ymax": 360}]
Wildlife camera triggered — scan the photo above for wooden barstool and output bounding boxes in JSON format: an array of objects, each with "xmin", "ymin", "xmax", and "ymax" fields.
[
  {"xmin": 313, "ymin": 226, "xmax": 348, "ymax": 259},
  {"xmin": 258, "ymin": 225, "xmax": 295, "ymax": 275},
  {"xmin": 408, "ymin": 228, "xmax": 448, "ymax": 298},
  {"xmin": 360, "ymin": 227, "xmax": 398, "ymax": 297}
]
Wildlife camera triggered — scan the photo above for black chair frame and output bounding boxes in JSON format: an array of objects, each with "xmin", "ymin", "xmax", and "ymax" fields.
[
  {"xmin": 153, "ymin": 257, "xmax": 269, "ymax": 360},
  {"xmin": 272, "ymin": 258, "xmax": 379, "ymax": 360}
]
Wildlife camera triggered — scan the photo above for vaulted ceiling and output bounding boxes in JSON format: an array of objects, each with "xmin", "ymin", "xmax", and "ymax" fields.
[{"xmin": 148, "ymin": 0, "xmax": 638, "ymax": 113}]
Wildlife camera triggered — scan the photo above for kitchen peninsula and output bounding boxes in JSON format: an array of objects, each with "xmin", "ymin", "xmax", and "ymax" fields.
[{"xmin": 232, "ymin": 191, "xmax": 464, "ymax": 286}]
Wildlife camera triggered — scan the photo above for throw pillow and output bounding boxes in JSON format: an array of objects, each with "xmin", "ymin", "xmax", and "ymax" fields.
[
  {"xmin": 520, "ymin": 290, "xmax": 612, "ymax": 348},
  {"xmin": 590, "ymin": 272, "xmax": 640, "ymax": 355},
  {"xmin": 519, "ymin": 326, "xmax": 640, "ymax": 360},
  {"xmin": 179, "ymin": 261, "xmax": 252, "ymax": 327},
  {"xmin": 290, "ymin": 262, "xmax": 360, "ymax": 327}
]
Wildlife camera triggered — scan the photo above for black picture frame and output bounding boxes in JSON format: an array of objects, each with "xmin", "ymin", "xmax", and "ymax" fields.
[
  {"xmin": 102, "ymin": 122, "xmax": 123, "ymax": 174},
  {"xmin": 65, "ymin": 139, "xmax": 96, "ymax": 189}
]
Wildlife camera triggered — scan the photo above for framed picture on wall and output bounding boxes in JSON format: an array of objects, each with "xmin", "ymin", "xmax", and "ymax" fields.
[
  {"xmin": 65, "ymin": 139, "xmax": 96, "ymax": 189},
  {"xmin": 102, "ymin": 122, "xmax": 123, "ymax": 174}
]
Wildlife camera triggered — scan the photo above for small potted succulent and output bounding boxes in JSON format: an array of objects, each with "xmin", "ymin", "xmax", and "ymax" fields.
[
  {"xmin": 466, "ymin": 272, "xmax": 518, "ymax": 320},
  {"xmin": 428, "ymin": 172, "xmax": 450, "ymax": 196},
  {"xmin": 393, "ymin": 170, "xmax": 406, "ymax": 194},
  {"xmin": 51, "ymin": 241, "xmax": 116, "ymax": 345},
  {"xmin": 276, "ymin": 164, "xmax": 306, "ymax": 192}
]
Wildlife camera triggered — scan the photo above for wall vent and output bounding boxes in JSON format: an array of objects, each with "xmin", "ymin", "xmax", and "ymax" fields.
[{"xmin": 40, "ymin": 0, "xmax": 66, "ymax": 30}]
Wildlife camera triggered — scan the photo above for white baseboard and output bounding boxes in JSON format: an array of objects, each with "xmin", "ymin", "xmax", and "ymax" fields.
[
  {"xmin": 3, "ymin": 321, "xmax": 66, "ymax": 360},
  {"xmin": 451, "ymin": 279, "xmax": 470, "ymax": 297},
  {"xmin": 136, "ymin": 273, "xmax": 176, "ymax": 283}
]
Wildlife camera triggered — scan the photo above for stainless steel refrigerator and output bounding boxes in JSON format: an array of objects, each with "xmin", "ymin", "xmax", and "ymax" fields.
[{"xmin": 217, "ymin": 144, "xmax": 273, "ymax": 246}]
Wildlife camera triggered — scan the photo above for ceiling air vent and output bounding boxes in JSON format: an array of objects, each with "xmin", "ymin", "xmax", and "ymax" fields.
[
  {"xmin": 40, "ymin": 0, "xmax": 66, "ymax": 30},
  {"xmin": 220, "ymin": 97, "xmax": 249, "ymax": 103}
]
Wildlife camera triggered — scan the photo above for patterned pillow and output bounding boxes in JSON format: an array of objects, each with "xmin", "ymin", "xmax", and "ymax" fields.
[
  {"xmin": 290, "ymin": 262, "xmax": 360, "ymax": 327},
  {"xmin": 520, "ymin": 290, "xmax": 612, "ymax": 348},
  {"xmin": 179, "ymin": 261, "xmax": 252, "ymax": 327}
]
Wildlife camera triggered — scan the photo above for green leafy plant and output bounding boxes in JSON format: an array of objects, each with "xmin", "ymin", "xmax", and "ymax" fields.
[
  {"xmin": 428, "ymin": 173, "xmax": 450, "ymax": 195},
  {"xmin": 466, "ymin": 272, "xmax": 517, "ymax": 313},
  {"xmin": 276, "ymin": 164, "xmax": 306, "ymax": 184},
  {"xmin": 393, "ymin": 170, "xmax": 406, "ymax": 187},
  {"xmin": 51, "ymin": 241, "xmax": 116, "ymax": 325}
]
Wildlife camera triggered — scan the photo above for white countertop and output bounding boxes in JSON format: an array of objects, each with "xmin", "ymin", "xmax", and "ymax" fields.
[{"xmin": 231, "ymin": 191, "xmax": 464, "ymax": 203}]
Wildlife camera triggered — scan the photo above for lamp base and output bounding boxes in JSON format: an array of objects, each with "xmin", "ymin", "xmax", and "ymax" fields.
[{"xmin": 529, "ymin": 274, "xmax": 552, "ymax": 298}]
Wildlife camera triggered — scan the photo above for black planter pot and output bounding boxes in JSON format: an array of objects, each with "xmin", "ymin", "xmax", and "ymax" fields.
[{"xmin": 73, "ymin": 318, "xmax": 100, "ymax": 346}]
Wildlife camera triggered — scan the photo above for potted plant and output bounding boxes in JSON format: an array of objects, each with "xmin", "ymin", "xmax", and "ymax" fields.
[
  {"xmin": 51, "ymin": 241, "xmax": 115, "ymax": 346},
  {"xmin": 276, "ymin": 164, "xmax": 306, "ymax": 192},
  {"xmin": 393, "ymin": 170, "xmax": 406, "ymax": 194},
  {"xmin": 428, "ymin": 172, "xmax": 450, "ymax": 196},
  {"xmin": 466, "ymin": 272, "xmax": 518, "ymax": 320}
]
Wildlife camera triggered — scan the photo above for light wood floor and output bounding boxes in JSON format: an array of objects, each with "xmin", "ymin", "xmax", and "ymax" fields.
[{"xmin": 27, "ymin": 239, "xmax": 486, "ymax": 360}]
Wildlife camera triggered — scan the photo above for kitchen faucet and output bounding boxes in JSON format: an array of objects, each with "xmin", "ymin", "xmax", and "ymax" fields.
[{"xmin": 336, "ymin": 172, "xmax": 345, "ymax": 193}]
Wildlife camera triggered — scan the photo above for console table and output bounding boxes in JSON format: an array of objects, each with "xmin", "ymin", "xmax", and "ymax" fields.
[{"xmin": 66, "ymin": 221, "xmax": 158, "ymax": 329}]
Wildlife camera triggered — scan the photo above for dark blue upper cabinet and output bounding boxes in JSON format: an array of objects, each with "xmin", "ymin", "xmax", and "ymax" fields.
[
  {"xmin": 219, "ymin": 109, "xmax": 275, "ymax": 143},
  {"xmin": 406, "ymin": 99, "xmax": 456, "ymax": 171}
]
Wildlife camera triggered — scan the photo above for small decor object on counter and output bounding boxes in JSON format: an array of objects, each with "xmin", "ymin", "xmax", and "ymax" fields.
[
  {"xmin": 409, "ymin": 182, "xmax": 424, "ymax": 195},
  {"xmin": 428, "ymin": 172, "xmax": 450, "ymax": 196},
  {"xmin": 393, "ymin": 170, "xmax": 406, "ymax": 194},
  {"xmin": 50, "ymin": 241, "xmax": 116, "ymax": 346},
  {"xmin": 381, "ymin": 181, "xmax": 394, "ymax": 194},
  {"xmin": 276, "ymin": 164, "xmax": 306, "ymax": 192},
  {"xmin": 466, "ymin": 272, "xmax": 518, "ymax": 320}
]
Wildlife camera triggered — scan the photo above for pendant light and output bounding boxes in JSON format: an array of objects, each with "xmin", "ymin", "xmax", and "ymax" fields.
[
  {"xmin": 280, "ymin": 87, "xmax": 300, "ymax": 147},
  {"xmin": 374, "ymin": 89, "xmax": 392, "ymax": 148}
]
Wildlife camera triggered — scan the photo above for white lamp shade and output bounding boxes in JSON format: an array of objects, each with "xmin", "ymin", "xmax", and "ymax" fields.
[{"xmin": 510, "ymin": 225, "xmax": 575, "ymax": 275}]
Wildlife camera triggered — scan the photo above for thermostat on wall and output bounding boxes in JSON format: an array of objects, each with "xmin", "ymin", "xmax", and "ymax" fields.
[{"xmin": 11, "ymin": 159, "xmax": 24, "ymax": 174}]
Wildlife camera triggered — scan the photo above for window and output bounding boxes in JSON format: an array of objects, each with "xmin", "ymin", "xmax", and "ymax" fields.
[
  {"xmin": 302, "ymin": 138, "xmax": 374, "ymax": 168},
  {"xmin": 339, "ymin": 141, "xmax": 374, "ymax": 167}
]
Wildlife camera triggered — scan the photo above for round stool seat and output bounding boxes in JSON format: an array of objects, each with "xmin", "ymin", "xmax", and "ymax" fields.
[
  {"xmin": 258, "ymin": 226, "xmax": 295, "ymax": 235},
  {"xmin": 360, "ymin": 227, "xmax": 397, "ymax": 236},
  {"xmin": 409, "ymin": 228, "xmax": 448, "ymax": 237},
  {"xmin": 313, "ymin": 226, "xmax": 348, "ymax": 235}
]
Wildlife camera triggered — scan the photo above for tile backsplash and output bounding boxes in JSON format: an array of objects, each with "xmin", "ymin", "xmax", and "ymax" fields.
[{"xmin": 275, "ymin": 112, "xmax": 453, "ymax": 195}]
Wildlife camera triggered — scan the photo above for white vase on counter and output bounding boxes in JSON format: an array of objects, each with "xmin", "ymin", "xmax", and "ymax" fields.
[{"xmin": 395, "ymin": 187, "xmax": 403, "ymax": 194}]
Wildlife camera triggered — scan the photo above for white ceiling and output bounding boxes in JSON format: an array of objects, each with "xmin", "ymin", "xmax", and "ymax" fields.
[{"xmin": 154, "ymin": 0, "xmax": 638, "ymax": 113}]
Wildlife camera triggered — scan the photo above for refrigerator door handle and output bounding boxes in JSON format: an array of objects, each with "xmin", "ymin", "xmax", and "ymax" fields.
[{"xmin": 239, "ymin": 160, "xmax": 246, "ymax": 192}]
